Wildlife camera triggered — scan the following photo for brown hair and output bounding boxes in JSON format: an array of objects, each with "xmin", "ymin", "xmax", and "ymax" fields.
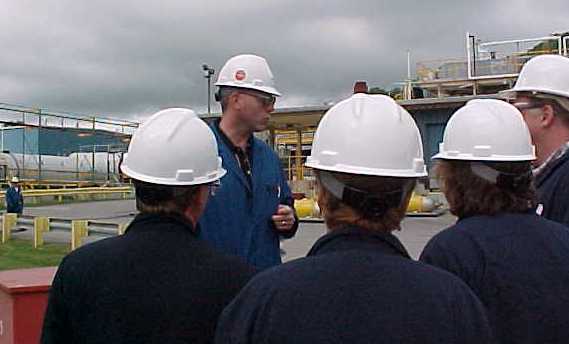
[
  {"xmin": 134, "ymin": 180, "xmax": 201, "ymax": 216},
  {"xmin": 435, "ymin": 160, "xmax": 536, "ymax": 218},
  {"xmin": 316, "ymin": 171, "xmax": 415, "ymax": 233}
]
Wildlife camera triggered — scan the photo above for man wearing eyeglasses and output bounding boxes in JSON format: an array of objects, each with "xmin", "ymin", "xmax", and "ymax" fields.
[
  {"xmin": 501, "ymin": 54, "xmax": 569, "ymax": 226},
  {"xmin": 198, "ymin": 54, "xmax": 298, "ymax": 270}
]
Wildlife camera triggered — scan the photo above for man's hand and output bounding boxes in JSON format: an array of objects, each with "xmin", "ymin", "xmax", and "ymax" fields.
[{"xmin": 272, "ymin": 205, "xmax": 296, "ymax": 232}]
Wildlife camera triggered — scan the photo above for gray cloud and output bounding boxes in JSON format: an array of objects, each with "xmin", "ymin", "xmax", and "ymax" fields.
[{"xmin": 1, "ymin": 0, "xmax": 567, "ymax": 120}]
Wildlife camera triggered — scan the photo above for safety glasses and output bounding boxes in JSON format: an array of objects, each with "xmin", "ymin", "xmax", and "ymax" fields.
[
  {"xmin": 238, "ymin": 90, "xmax": 276, "ymax": 107},
  {"xmin": 507, "ymin": 99, "xmax": 544, "ymax": 112}
]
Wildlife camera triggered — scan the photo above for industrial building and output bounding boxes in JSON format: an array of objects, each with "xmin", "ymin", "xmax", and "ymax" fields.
[{"xmin": 0, "ymin": 103, "xmax": 137, "ymax": 185}]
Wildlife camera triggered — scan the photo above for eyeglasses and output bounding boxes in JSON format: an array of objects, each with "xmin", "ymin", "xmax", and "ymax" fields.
[
  {"xmin": 508, "ymin": 99, "xmax": 544, "ymax": 111},
  {"xmin": 238, "ymin": 90, "xmax": 276, "ymax": 107}
]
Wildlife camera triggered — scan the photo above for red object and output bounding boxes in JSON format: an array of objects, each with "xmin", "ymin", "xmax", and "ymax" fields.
[
  {"xmin": 0, "ymin": 267, "xmax": 57, "ymax": 344},
  {"xmin": 235, "ymin": 70, "xmax": 247, "ymax": 81}
]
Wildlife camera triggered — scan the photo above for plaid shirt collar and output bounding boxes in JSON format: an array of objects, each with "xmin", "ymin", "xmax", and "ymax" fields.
[{"xmin": 534, "ymin": 141, "xmax": 569, "ymax": 177}]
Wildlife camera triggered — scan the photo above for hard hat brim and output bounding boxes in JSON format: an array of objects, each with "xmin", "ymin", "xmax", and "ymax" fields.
[
  {"xmin": 120, "ymin": 165, "xmax": 227, "ymax": 186},
  {"xmin": 499, "ymin": 87, "xmax": 569, "ymax": 100},
  {"xmin": 432, "ymin": 152, "xmax": 536, "ymax": 161},
  {"xmin": 305, "ymin": 161, "xmax": 428, "ymax": 178},
  {"xmin": 215, "ymin": 83, "xmax": 281, "ymax": 97}
]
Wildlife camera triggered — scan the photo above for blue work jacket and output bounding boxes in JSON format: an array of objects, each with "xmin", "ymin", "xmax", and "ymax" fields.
[{"xmin": 198, "ymin": 121, "xmax": 297, "ymax": 270}]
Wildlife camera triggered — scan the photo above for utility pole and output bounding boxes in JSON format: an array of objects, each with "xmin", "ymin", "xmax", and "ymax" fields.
[{"xmin": 202, "ymin": 64, "xmax": 215, "ymax": 117}]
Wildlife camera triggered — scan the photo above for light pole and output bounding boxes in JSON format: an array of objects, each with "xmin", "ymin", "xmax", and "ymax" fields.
[{"xmin": 202, "ymin": 64, "xmax": 215, "ymax": 117}]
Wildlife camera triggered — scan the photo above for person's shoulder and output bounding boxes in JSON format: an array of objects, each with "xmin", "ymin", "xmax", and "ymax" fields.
[
  {"xmin": 554, "ymin": 154, "xmax": 569, "ymax": 176},
  {"xmin": 398, "ymin": 257, "xmax": 482, "ymax": 303},
  {"xmin": 533, "ymin": 214, "xmax": 569, "ymax": 235},
  {"xmin": 252, "ymin": 136, "xmax": 273, "ymax": 151},
  {"xmin": 240, "ymin": 256, "xmax": 317, "ymax": 293},
  {"xmin": 252, "ymin": 136, "xmax": 278, "ymax": 156},
  {"xmin": 206, "ymin": 247, "xmax": 257, "ymax": 276},
  {"xmin": 545, "ymin": 153, "xmax": 569, "ymax": 180},
  {"xmin": 63, "ymin": 235, "xmax": 124, "ymax": 266},
  {"xmin": 53, "ymin": 236, "xmax": 124, "ymax": 281},
  {"xmin": 407, "ymin": 257, "xmax": 463, "ymax": 280},
  {"xmin": 424, "ymin": 222, "xmax": 468, "ymax": 248},
  {"xmin": 420, "ymin": 220, "xmax": 484, "ymax": 262}
]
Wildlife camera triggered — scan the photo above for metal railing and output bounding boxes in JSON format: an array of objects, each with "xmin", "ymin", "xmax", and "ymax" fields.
[
  {"xmin": 1, "ymin": 213, "xmax": 129, "ymax": 250},
  {"xmin": 0, "ymin": 186, "xmax": 134, "ymax": 208},
  {"xmin": 466, "ymin": 33, "xmax": 563, "ymax": 80},
  {"xmin": 0, "ymin": 186, "xmax": 132, "ymax": 197},
  {"xmin": 278, "ymin": 154, "xmax": 315, "ymax": 181}
]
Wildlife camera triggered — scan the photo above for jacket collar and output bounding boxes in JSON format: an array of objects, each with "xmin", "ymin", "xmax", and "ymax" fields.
[
  {"xmin": 535, "ymin": 146, "xmax": 569, "ymax": 187},
  {"xmin": 214, "ymin": 119, "xmax": 253, "ymax": 155},
  {"xmin": 307, "ymin": 226, "xmax": 411, "ymax": 259},
  {"xmin": 125, "ymin": 212, "xmax": 198, "ymax": 235},
  {"xmin": 211, "ymin": 119, "xmax": 257, "ymax": 193}
]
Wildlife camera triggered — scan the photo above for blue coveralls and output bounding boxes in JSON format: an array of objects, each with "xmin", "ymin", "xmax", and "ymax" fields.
[{"xmin": 198, "ymin": 121, "xmax": 297, "ymax": 270}]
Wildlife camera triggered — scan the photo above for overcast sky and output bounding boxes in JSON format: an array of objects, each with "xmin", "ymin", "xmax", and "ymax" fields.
[{"xmin": 1, "ymin": 0, "xmax": 567, "ymax": 121}]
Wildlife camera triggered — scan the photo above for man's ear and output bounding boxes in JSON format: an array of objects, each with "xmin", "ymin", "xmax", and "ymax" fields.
[
  {"xmin": 230, "ymin": 91, "xmax": 244, "ymax": 111},
  {"xmin": 541, "ymin": 104, "xmax": 556, "ymax": 128}
]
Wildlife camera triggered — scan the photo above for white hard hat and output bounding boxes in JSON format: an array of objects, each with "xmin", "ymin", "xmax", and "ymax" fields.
[
  {"xmin": 11, "ymin": 176, "xmax": 19, "ymax": 183},
  {"xmin": 121, "ymin": 108, "xmax": 226, "ymax": 185},
  {"xmin": 306, "ymin": 94, "xmax": 427, "ymax": 177},
  {"xmin": 500, "ymin": 55, "xmax": 569, "ymax": 100},
  {"xmin": 433, "ymin": 99, "xmax": 536, "ymax": 161},
  {"xmin": 216, "ymin": 54, "xmax": 281, "ymax": 96}
]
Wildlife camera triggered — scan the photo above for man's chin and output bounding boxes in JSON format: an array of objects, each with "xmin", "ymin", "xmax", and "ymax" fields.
[{"xmin": 254, "ymin": 122, "xmax": 270, "ymax": 132}]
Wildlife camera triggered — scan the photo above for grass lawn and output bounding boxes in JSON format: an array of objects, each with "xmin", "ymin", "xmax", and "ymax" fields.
[{"xmin": 0, "ymin": 239, "xmax": 69, "ymax": 271}]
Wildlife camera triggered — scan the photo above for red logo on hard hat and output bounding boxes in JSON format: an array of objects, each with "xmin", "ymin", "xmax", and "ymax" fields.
[{"xmin": 235, "ymin": 70, "xmax": 246, "ymax": 81}]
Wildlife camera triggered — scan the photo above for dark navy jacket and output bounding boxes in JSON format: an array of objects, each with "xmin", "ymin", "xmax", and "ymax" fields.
[
  {"xmin": 420, "ymin": 213, "xmax": 569, "ymax": 344},
  {"xmin": 5, "ymin": 186, "xmax": 23, "ymax": 213},
  {"xmin": 535, "ymin": 152, "xmax": 569, "ymax": 227},
  {"xmin": 198, "ymin": 121, "xmax": 297, "ymax": 270},
  {"xmin": 41, "ymin": 213, "xmax": 256, "ymax": 344},
  {"xmin": 216, "ymin": 227, "xmax": 494, "ymax": 344}
]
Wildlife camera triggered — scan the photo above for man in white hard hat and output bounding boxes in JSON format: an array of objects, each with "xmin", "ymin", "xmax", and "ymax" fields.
[
  {"xmin": 501, "ymin": 54, "xmax": 569, "ymax": 226},
  {"xmin": 421, "ymin": 99, "xmax": 569, "ymax": 343},
  {"xmin": 41, "ymin": 108, "xmax": 256, "ymax": 343},
  {"xmin": 5, "ymin": 176, "xmax": 24, "ymax": 214},
  {"xmin": 216, "ymin": 94, "xmax": 493, "ymax": 343},
  {"xmin": 198, "ymin": 54, "xmax": 298, "ymax": 270}
]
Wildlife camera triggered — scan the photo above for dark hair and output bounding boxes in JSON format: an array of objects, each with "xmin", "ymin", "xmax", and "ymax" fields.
[
  {"xmin": 316, "ymin": 170, "xmax": 415, "ymax": 233},
  {"xmin": 134, "ymin": 180, "xmax": 200, "ymax": 216},
  {"xmin": 435, "ymin": 160, "xmax": 536, "ymax": 218}
]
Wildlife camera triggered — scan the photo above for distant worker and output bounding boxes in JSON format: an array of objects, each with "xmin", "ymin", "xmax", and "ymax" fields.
[
  {"xmin": 501, "ymin": 55, "xmax": 569, "ymax": 226},
  {"xmin": 216, "ymin": 94, "xmax": 494, "ymax": 344},
  {"xmin": 5, "ymin": 176, "xmax": 24, "ymax": 214},
  {"xmin": 198, "ymin": 54, "xmax": 298, "ymax": 270},
  {"xmin": 420, "ymin": 99, "xmax": 569, "ymax": 343},
  {"xmin": 41, "ymin": 108, "xmax": 256, "ymax": 343}
]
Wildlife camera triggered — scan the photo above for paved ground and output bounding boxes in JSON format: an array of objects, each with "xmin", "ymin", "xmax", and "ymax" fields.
[
  {"xmin": 11, "ymin": 200, "xmax": 456, "ymax": 260},
  {"xmin": 282, "ymin": 214, "xmax": 456, "ymax": 260}
]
